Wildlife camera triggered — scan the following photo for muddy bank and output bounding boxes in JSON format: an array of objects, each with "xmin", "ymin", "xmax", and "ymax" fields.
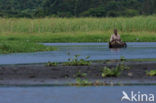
[{"xmin": 0, "ymin": 61, "xmax": 156, "ymax": 86}]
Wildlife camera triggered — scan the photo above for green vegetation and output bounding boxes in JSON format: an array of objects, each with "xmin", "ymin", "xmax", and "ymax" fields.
[
  {"xmin": 47, "ymin": 62, "xmax": 57, "ymax": 67},
  {"xmin": 0, "ymin": 41, "xmax": 55, "ymax": 54},
  {"xmin": 74, "ymin": 71, "xmax": 89, "ymax": 85},
  {"xmin": 0, "ymin": 17, "xmax": 156, "ymax": 33},
  {"xmin": 130, "ymin": 58, "xmax": 156, "ymax": 62},
  {"xmin": 101, "ymin": 58, "xmax": 129, "ymax": 77},
  {"xmin": 146, "ymin": 70, "xmax": 156, "ymax": 76},
  {"xmin": 0, "ymin": 16, "xmax": 156, "ymax": 53},
  {"xmin": 0, "ymin": 0, "xmax": 156, "ymax": 54},
  {"xmin": 0, "ymin": 0, "xmax": 156, "ymax": 18},
  {"xmin": 46, "ymin": 54, "xmax": 91, "ymax": 67},
  {"xmin": 75, "ymin": 78, "xmax": 91, "ymax": 86},
  {"xmin": 63, "ymin": 54, "xmax": 91, "ymax": 66},
  {"xmin": 101, "ymin": 66, "xmax": 121, "ymax": 77},
  {"xmin": 0, "ymin": 16, "xmax": 156, "ymax": 43}
]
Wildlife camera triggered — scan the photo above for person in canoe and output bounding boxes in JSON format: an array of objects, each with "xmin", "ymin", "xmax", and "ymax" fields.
[{"xmin": 109, "ymin": 29, "xmax": 127, "ymax": 48}]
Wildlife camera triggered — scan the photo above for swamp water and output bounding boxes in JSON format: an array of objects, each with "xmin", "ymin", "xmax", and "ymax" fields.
[{"xmin": 0, "ymin": 42, "xmax": 156, "ymax": 64}]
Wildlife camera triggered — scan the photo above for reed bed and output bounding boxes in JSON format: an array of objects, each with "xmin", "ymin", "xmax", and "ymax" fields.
[{"xmin": 0, "ymin": 16, "xmax": 156, "ymax": 33}]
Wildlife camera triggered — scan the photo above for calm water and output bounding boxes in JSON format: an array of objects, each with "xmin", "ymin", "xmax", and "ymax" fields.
[
  {"xmin": 0, "ymin": 42, "xmax": 156, "ymax": 103},
  {"xmin": 0, "ymin": 42, "xmax": 156, "ymax": 64},
  {"xmin": 0, "ymin": 86, "xmax": 155, "ymax": 103}
]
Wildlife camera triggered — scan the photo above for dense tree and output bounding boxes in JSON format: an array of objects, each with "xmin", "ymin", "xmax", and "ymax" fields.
[{"xmin": 0, "ymin": 0, "xmax": 155, "ymax": 18}]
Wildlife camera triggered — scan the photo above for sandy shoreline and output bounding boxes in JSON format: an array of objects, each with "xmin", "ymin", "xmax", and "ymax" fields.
[{"xmin": 0, "ymin": 61, "xmax": 156, "ymax": 86}]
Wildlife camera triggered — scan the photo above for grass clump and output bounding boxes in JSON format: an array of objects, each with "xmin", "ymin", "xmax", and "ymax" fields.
[
  {"xmin": 63, "ymin": 54, "xmax": 91, "ymax": 66},
  {"xmin": 146, "ymin": 70, "xmax": 156, "ymax": 76},
  {"xmin": 0, "ymin": 41, "xmax": 56, "ymax": 54},
  {"xmin": 101, "ymin": 66, "xmax": 121, "ymax": 77},
  {"xmin": 101, "ymin": 58, "xmax": 129, "ymax": 77}
]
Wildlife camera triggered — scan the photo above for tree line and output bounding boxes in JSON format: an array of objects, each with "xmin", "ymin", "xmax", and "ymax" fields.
[{"xmin": 0, "ymin": 0, "xmax": 156, "ymax": 18}]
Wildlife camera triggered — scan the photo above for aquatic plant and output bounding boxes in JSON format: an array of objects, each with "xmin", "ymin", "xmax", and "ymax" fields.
[
  {"xmin": 74, "ymin": 79, "xmax": 110, "ymax": 86},
  {"xmin": 75, "ymin": 78, "xmax": 91, "ymax": 86},
  {"xmin": 47, "ymin": 62, "xmax": 57, "ymax": 67},
  {"xmin": 0, "ymin": 41, "xmax": 56, "ymax": 54},
  {"xmin": 146, "ymin": 70, "xmax": 156, "ymax": 76},
  {"xmin": 101, "ymin": 60, "xmax": 129, "ymax": 77},
  {"xmin": 101, "ymin": 66, "xmax": 121, "ymax": 77},
  {"xmin": 63, "ymin": 54, "xmax": 91, "ymax": 66}
]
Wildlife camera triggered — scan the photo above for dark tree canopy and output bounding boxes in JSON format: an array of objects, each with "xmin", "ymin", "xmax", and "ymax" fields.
[{"xmin": 0, "ymin": 0, "xmax": 155, "ymax": 18}]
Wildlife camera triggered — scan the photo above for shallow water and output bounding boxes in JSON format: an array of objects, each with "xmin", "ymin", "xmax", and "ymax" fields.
[
  {"xmin": 0, "ymin": 86, "xmax": 155, "ymax": 103},
  {"xmin": 1, "ymin": 42, "xmax": 156, "ymax": 65}
]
